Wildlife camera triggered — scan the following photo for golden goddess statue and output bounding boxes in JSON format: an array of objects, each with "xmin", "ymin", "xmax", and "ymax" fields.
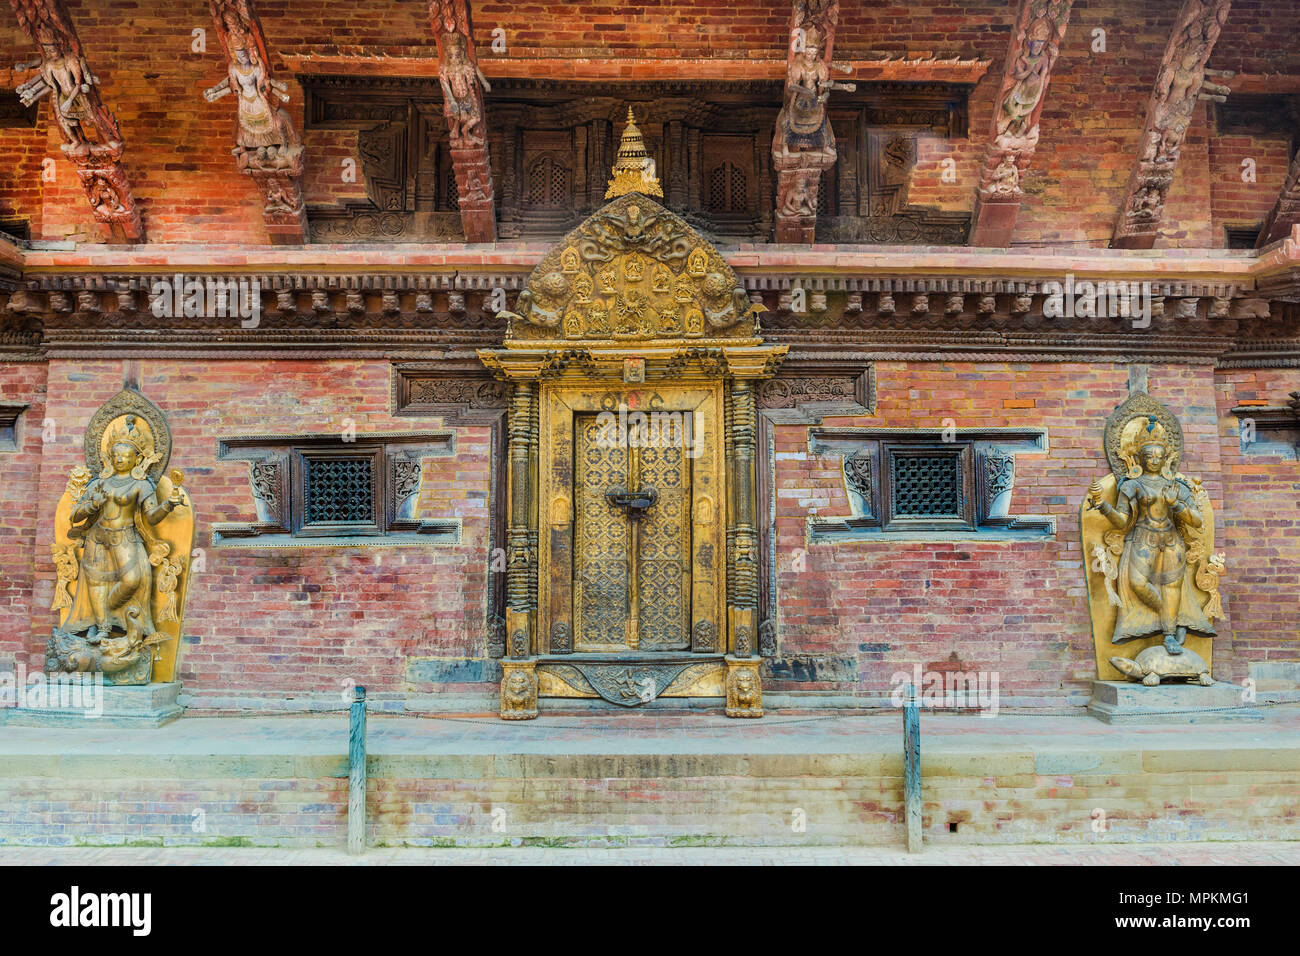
[
  {"xmin": 49, "ymin": 389, "xmax": 196, "ymax": 685},
  {"xmin": 1081, "ymin": 393, "xmax": 1225, "ymax": 685}
]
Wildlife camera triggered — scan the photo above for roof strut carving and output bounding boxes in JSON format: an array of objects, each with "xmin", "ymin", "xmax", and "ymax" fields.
[
  {"xmin": 205, "ymin": 0, "xmax": 309, "ymax": 244},
  {"xmin": 9, "ymin": 0, "xmax": 144, "ymax": 241},
  {"xmin": 429, "ymin": 0, "xmax": 497, "ymax": 243},
  {"xmin": 1110, "ymin": 0, "xmax": 1233, "ymax": 250},
  {"xmin": 969, "ymin": 0, "xmax": 1073, "ymax": 247}
]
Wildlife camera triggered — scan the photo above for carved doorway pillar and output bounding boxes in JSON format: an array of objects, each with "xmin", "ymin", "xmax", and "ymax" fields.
[{"xmin": 481, "ymin": 192, "xmax": 785, "ymax": 719}]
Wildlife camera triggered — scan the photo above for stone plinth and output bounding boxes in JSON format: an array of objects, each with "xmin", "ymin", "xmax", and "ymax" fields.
[
  {"xmin": 1087, "ymin": 680, "xmax": 1263, "ymax": 725},
  {"xmin": 1, "ymin": 682, "xmax": 184, "ymax": 729}
]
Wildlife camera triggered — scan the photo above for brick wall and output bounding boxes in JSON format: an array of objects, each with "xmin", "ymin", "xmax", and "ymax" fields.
[
  {"xmin": 769, "ymin": 361, "xmax": 1238, "ymax": 703},
  {"xmin": 0, "ymin": 362, "xmax": 47, "ymax": 673},
  {"xmin": 18, "ymin": 359, "xmax": 494, "ymax": 703},
  {"xmin": 2, "ymin": 354, "xmax": 1294, "ymax": 708},
  {"xmin": 2, "ymin": 740, "xmax": 1296, "ymax": 847},
  {"xmin": 3, "ymin": 0, "xmax": 1299, "ymax": 246},
  {"xmin": 1215, "ymin": 367, "xmax": 1300, "ymax": 670}
]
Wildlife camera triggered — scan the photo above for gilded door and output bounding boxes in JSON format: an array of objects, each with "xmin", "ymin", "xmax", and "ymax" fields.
[{"xmin": 573, "ymin": 414, "xmax": 692, "ymax": 652}]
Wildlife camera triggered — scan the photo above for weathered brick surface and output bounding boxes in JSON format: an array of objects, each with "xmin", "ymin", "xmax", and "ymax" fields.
[
  {"xmin": 3, "ymin": 0, "xmax": 1299, "ymax": 245},
  {"xmin": 1214, "ymin": 368, "xmax": 1300, "ymax": 675},
  {"xmin": 1, "ymin": 355, "xmax": 1293, "ymax": 708},
  {"xmin": 769, "ymin": 362, "xmax": 1234, "ymax": 702},
  {"xmin": 0, "ymin": 363, "xmax": 47, "ymax": 673},
  {"xmin": 1, "ymin": 765, "xmax": 1295, "ymax": 848},
  {"xmin": 14, "ymin": 360, "xmax": 494, "ymax": 699}
]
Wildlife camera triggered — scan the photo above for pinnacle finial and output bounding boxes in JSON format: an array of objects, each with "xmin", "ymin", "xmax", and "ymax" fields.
[{"xmin": 605, "ymin": 106, "xmax": 663, "ymax": 200}]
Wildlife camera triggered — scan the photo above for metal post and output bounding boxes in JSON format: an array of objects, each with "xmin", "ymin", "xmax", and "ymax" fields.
[
  {"xmin": 904, "ymin": 682, "xmax": 922, "ymax": 853},
  {"xmin": 347, "ymin": 685, "xmax": 367, "ymax": 855}
]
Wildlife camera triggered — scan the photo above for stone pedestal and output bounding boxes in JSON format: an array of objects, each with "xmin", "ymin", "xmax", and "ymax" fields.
[
  {"xmin": 1087, "ymin": 680, "xmax": 1262, "ymax": 725},
  {"xmin": 1, "ymin": 681, "xmax": 184, "ymax": 728}
]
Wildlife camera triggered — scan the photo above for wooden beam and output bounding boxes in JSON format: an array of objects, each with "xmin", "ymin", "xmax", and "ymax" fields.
[
  {"xmin": 1110, "ymin": 0, "xmax": 1232, "ymax": 250},
  {"xmin": 969, "ymin": 0, "xmax": 1073, "ymax": 247},
  {"xmin": 9, "ymin": 0, "xmax": 144, "ymax": 242},
  {"xmin": 429, "ymin": 0, "xmax": 496, "ymax": 243},
  {"xmin": 205, "ymin": 0, "xmax": 309, "ymax": 245}
]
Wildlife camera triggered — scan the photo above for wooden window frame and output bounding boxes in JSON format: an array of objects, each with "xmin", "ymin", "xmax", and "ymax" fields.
[
  {"xmin": 0, "ymin": 403, "xmax": 27, "ymax": 452},
  {"xmin": 291, "ymin": 444, "xmax": 386, "ymax": 538},
  {"xmin": 879, "ymin": 440, "xmax": 975, "ymax": 533}
]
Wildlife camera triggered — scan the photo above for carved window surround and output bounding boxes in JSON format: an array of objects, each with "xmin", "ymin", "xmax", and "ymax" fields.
[
  {"xmin": 1233, "ymin": 399, "xmax": 1300, "ymax": 460},
  {"xmin": 213, "ymin": 431, "xmax": 458, "ymax": 548},
  {"xmin": 0, "ymin": 402, "xmax": 28, "ymax": 451},
  {"xmin": 807, "ymin": 427, "xmax": 1053, "ymax": 541},
  {"xmin": 391, "ymin": 360, "xmax": 510, "ymax": 657},
  {"xmin": 755, "ymin": 352, "xmax": 875, "ymax": 657}
]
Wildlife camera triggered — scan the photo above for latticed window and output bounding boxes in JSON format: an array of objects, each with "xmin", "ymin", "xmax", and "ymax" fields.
[
  {"xmin": 526, "ymin": 155, "xmax": 570, "ymax": 208},
  {"xmin": 890, "ymin": 454, "xmax": 960, "ymax": 518},
  {"xmin": 303, "ymin": 457, "xmax": 375, "ymax": 524},
  {"xmin": 446, "ymin": 172, "xmax": 459, "ymax": 211},
  {"xmin": 708, "ymin": 162, "xmax": 748, "ymax": 213},
  {"xmin": 881, "ymin": 444, "xmax": 972, "ymax": 530}
]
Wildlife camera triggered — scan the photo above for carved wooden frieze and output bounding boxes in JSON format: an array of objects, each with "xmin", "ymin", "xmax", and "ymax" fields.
[
  {"xmin": 205, "ymin": 0, "xmax": 308, "ymax": 243},
  {"xmin": 9, "ymin": 0, "xmax": 143, "ymax": 241},
  {"xmin": 1111, "ymin": 0, "xmax": 1233, "ymax": 249},
  {"xmin": 970, "ymin": 0, "xmax": 1073, "ymax": 247},
  {"xmin": 301, "ymin": 76, "xmax": 970, "ymax": 244}
]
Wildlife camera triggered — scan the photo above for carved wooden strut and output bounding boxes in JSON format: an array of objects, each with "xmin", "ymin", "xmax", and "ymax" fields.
[
  {"xmin": 9, "ymin": 0, "xmax": 144, "ymax": 241},
  {"xmin": 429, "ymin": 0, "xmax": 497, "ymax": 243},
  {"xmin": 1110, "ymin": 0, "xmax": 1232, "ymax": 250},
  {"xmin": 970, "ymin": 0, "xmax": 1073, "ymax": 247},
  {"xmin": 772, "ymin": 0, "xmax": 853, "ymax": 244},
  {"xmin": 205, "ymin": 0, "xmax": 309, "ymax": 244}
]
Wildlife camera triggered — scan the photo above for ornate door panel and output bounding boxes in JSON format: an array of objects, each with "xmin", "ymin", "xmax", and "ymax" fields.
[
  {"xmin": 539, "ymin": 386, "xmax": 723, "ymax": 660},
  {"xmin": 572, "ymin": 414, "xmax": 692, "ymax": 652},
  {"xmin": 635, "ymin": 443, "xmax": 691, "ymax": 650},
  {"xmin": 573, "ymin": 415, "xmax": 631, "ymax": 650}
]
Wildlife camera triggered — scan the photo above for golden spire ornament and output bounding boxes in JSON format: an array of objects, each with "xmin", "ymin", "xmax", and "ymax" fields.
[{"xmin": 605, "ymin": 106, "xmax": 663, "ymax": 199}]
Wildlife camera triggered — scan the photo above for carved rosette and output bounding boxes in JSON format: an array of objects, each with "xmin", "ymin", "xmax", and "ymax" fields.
[
  {"xmin": 10, "ymin": 0, "xmax": 143, "ymax": 240},
  {"xmin": 205, "ymin": 0, "xmax": 308, "ymax": 242},
  {"xmin": 1111, "ymin": 0, "xmax": 1232, "ymax": 249}
]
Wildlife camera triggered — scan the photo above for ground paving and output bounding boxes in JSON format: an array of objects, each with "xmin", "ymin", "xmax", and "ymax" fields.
[
  {"xmin": 1, "ymin": 842, "xmax": 1296, "ymax": 865},
  {"xmin": 3, "ymin": 706, "xmax": 1299, "ymax": 758}
]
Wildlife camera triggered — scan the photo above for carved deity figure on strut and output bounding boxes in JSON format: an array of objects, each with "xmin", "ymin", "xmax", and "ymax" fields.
[
  {"xmin": 439, "ymin": 32, "xmax": 491, "ymax": 147},
  {"xmin": 205, "ymin": 45, "xmax": 299, "ymax": 171},
  {"xmin": 775, "ymin": 26, "xmax": 842, "ymax": 165},
  {"xmin": 1081, "ymin": 393, "xmax": 1226, "ymax": 687},
  {"xmin": 16, "ymin": 24, "xmax": 119, "ymax": 156},
  {"xmin": 203, "ymin": 5, "xmax": 300, "ymax": 174},
  {"xmin": 48, "ymin": 389, "xmax": 196, "ymax": 686}
]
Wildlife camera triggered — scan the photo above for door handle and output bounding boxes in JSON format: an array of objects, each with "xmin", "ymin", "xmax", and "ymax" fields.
[{"xmin": 606, "ymin": 485, "xmax": 658, "ymax": 518}]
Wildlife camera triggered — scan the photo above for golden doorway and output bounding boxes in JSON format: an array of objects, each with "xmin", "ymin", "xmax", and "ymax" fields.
[{"xmin": 480, "ymin": 155, "xmax": 785, "ymax": 718}]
